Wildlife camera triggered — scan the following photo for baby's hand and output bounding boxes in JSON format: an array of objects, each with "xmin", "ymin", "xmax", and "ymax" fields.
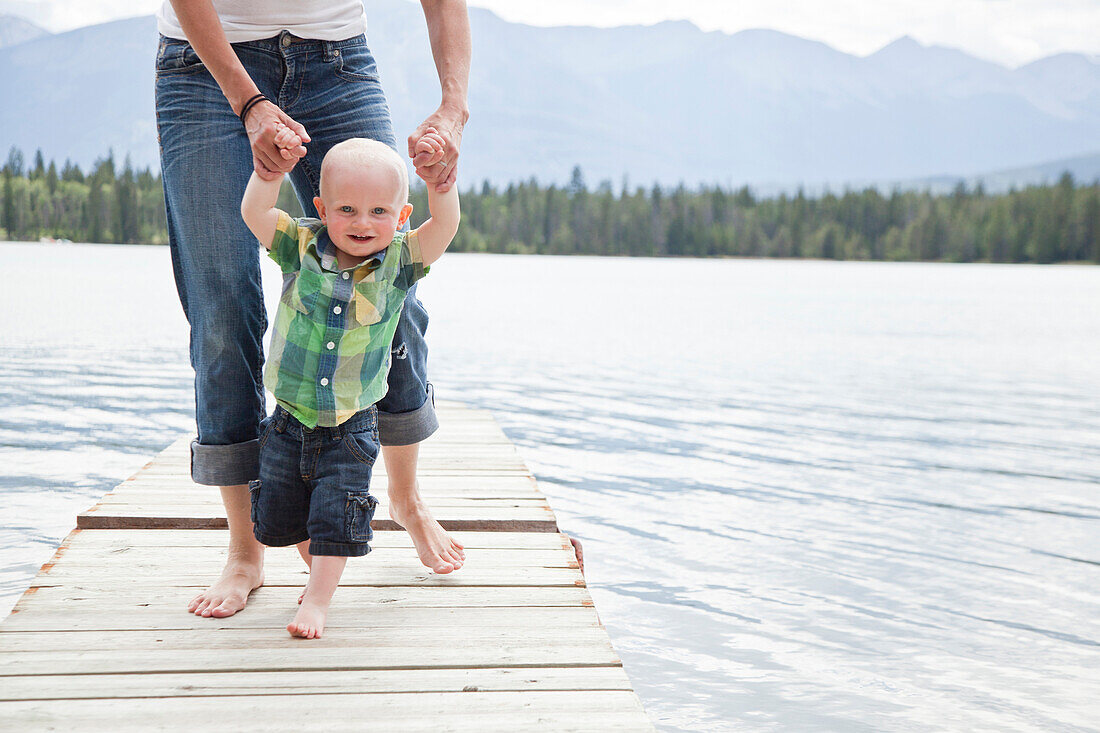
[
  {"xmin": 273, "ymin": 122, "xmax": 303, "ymax": 161},
  {"xmin": 413, "ymin": 127, "xmax": 446, "ymax": 167}
]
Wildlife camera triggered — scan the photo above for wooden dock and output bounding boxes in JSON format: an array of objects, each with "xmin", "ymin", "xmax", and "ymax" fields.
[{"xmin": 0, "ymin": 402, "xmax": 654, "ymax": 731}]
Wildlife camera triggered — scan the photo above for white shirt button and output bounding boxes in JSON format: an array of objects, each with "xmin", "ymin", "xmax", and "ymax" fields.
[
  {"xmin": 320, "ymin": 378, "xmax": 329, "ymax": 386},
  {"xmin": 341, "ymin": 272, "xmax": 350, "ymax": 279},
  {"xmin": 333, "ymin": 306, "xmax": 342, "ymax": 314},
  {"xmin": 326, "ymin": 341, "xmax": 335, "ymax": 350}
]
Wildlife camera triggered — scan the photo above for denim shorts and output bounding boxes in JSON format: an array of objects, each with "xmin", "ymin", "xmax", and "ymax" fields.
[{"xmin": 250, "ymin": 404, "xmax": 380, "ymax": 557}]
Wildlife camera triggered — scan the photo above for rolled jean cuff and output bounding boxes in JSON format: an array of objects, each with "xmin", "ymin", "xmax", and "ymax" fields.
[
  {"xmin": 377, "ymin": 383, "xmax": 438, "ymax": 446},
  {"xmin": 190, "ymin": 438, "xmax": 260, "ymax": 486},
  {"xmin": 308, "ymin": 540, "xmax": 373, "ymax": 558}
]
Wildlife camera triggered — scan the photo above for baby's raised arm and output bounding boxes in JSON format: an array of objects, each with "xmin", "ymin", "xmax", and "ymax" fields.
[
  {"xmin": 240, "ymin": 169, "xmax": 284, "ymax": 249},
  {"xmin": 412, "ymin": 128, "xmax": 460, "ymax": 265}
]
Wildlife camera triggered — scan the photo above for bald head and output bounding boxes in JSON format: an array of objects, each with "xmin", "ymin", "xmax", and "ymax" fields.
[{"xmin": 319, "ymin": 138, "xmax": 409, "ymax": 206}]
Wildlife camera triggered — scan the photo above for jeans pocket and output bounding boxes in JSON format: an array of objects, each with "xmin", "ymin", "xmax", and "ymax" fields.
[
  {"xmin": 155, "ymin": 37, "xmax": 207, "ymax": 76},
  {"xmin": 248, "ymin": 479, "xmax": 262, "ymax": 525},
  {"xmin": 345, "ymin": 492, "xmax": 377, "ymax": 542},
  {"xmin": 342, "ymin": 428, "xmax": 378, "ymax": 466},
  {"xmin": 333, "ymin": 43, "xmax": 380, "ymax": 83},
  {"xmin": 257, "ymin": 416, "xmax": 274, "ymax": 451}
]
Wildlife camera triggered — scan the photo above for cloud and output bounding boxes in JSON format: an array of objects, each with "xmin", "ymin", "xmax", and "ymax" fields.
[
  {"xmin": 0, "ymin": 0, "xmax": 161, "ymax": 31},
  {"xmin": 4, "ymin": 0, "xmax": 1096, "ymax": 66}
]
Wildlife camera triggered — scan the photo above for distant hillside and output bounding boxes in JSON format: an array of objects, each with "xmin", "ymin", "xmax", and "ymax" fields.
[
  {"xmin": 0, "ymin": 13, "xmax": 49, "ymax": 48},
  {"xmin": 794, "ymin": 151, "xmax": 1100, "ymax": 198},
  {"xmin": 1, "ymin": 3, "xmax": 1099, "ymax": 189},
  {"xmin": 962, "ymin": 152, "xmax": 1100, "ymax": 193}
]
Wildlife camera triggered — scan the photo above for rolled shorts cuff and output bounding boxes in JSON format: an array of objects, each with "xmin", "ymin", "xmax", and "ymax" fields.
[
  {"xmin": 190, "ymin": 438, "xmax": 260, "ymax": 486},
  {"xmin": 309, "ymin": 540, "xmax": 372, "ymax": 558},
  {"xmin": 254, "ymin": 528, "xmax": 310, "ymax": 548},
  {"xmin": 377, "ymin": 383, "xmax": 439, "ymax": 446}
]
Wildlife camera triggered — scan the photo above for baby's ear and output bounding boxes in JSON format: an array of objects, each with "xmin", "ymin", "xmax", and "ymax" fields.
[
  {"xmin": 313, "ymin": 196, "xmax": 326, "ymax": 221},
  {"xmin": 399, "ymin": 203, "xmax": 413, "ymax": 225}
]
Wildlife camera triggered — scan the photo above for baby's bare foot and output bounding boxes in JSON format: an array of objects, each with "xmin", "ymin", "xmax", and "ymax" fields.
[
  {"xmin": 389, "ymin": 488, "xmax": 465, "ymax": 574},
  {"xmin": 287, "ymin": 600, "xmax": 328, "ymax": 639},
  {"xmin": 186, "ymin": 557, "xmax": 264, "ymax": 618}
]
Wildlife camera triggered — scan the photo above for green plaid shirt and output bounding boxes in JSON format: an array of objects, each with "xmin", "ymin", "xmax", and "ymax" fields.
[{"xmin": 263, "ymin": 210, "xmax": 428, "ymax": 428}]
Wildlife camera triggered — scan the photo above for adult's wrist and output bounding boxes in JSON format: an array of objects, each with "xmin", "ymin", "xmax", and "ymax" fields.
[
  {"xmin": 226, "ymin": 78, "xmax": 263, "ymax": 117},
  {"xmin": 238, "ymin": 94, "xmax": 269, "ymax": 127},
  {"xmin": 438, "ymin": 99, "xmax": 469, "ymax": 125}
]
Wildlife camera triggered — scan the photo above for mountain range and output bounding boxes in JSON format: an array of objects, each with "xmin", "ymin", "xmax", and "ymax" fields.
[
  {"xmin": 0, "ymin": 13, "xmax": 46, "ymax": 48},
  {"xmin": 1, "ymin": 3, "xmax": 1098, "ymax": 191}
]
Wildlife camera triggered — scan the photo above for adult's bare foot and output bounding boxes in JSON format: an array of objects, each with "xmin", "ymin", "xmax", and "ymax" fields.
[
  {"xmin": 187, "ymin": 554, "xmax": 264, "ymax": 618},
  {"xmin": 388, "ymin": 486, "xmax": 465, "ymax": 574}
]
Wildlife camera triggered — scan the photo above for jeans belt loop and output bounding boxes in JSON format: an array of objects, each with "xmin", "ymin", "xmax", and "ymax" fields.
[{"xmin": 275, "ymin": 407, "xmax": 289, "ymax": 433}]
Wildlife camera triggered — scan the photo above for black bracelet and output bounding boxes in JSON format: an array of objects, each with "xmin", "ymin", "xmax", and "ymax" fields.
[{"xmin": 238, "ymin": 93, "xmax": 268, "ymax": 126}]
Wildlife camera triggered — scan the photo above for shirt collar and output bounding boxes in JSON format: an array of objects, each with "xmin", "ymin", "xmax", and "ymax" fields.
[{"xmin": 309, "ymin": 227, "xmax": 387, "ymax": 275}]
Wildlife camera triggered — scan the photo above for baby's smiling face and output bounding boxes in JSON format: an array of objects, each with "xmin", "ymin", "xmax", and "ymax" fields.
[{"xmin": 314, "ymin": 162, "xmax": 412, "ymax": 263}]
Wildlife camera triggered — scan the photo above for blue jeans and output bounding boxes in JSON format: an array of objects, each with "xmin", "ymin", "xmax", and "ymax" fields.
[
  {"xmin": 250, "ymin": 405, "xmax": 379, "ymax": 557},
  {"xmin": 155, "ymin": 32, "xmax": 437, "ymax": 486}
]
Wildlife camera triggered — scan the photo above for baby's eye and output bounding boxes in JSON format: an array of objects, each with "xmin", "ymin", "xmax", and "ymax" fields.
[
  {"xmin": 340, "ymin": 206, "xmax": 354, "ymax": 213},
  {"xmin": 372, "ymin": 207, "xmax": 387, "ymax": 215}
]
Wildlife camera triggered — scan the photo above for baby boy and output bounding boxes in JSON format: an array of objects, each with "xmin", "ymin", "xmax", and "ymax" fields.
[{"xmin": 240, "ymin": 130, "xmax": 459, "ymax": 638}]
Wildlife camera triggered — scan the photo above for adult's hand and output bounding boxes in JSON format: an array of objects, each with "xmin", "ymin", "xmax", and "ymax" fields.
[
  {"xmin": 245, "ymin": 101, "xmax": 311, "ymax": 180},
  {"xmin": 408, "ymin": 105, "xmax": 465, "ymax": 193}
]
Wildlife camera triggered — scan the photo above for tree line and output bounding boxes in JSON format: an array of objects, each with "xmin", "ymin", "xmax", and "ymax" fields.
[{"xmin": 4, "ymin": 149, "xmax": 1099, "ymax": 263}]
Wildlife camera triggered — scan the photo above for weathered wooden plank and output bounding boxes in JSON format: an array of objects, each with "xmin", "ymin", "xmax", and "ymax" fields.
[
  {"xmin": 0, "ymin": 626, "xmax": 617, "ymax": 653},
  {"xmin": 108, "ymin": 477, "xmax": 543, "ymax": 496},
  {"xmin": 90, "ymin": 493, "xmax": 550, "ymax": 506},
  {"xmin": 10, "ymin": 581, "xmax": 594, "ymax": 616},
  {"xmin": 59, "ymin": 529, "xmax": 575, "ymax": 550},
  {"xmin": 0, "ymin": 666, "xmax": 635, "ymax": 700},
  {"xmin": 0, "ymin": 605, "xmax": 600, "ymax": 632},
  {"xmin": 11, "ymin": 585, "xmax": 594, "ymax": 614},
  {"xmin": 0, "ymin": 691, "xmax": 653, "ymax": 732},
  {"xmin": 31, "ymin": 566, "xmax": 585, "ymax": 589},
  {"xmin": 0, "ymin": 638, "xmax": 621, "ymax": 676},
  {"xmin": 76, "ymin": 513, "xmax": 558, "ymax": 532},
  {"xmin": 40, "ymin": 546, "xmax": 576, "ymax": 566}
]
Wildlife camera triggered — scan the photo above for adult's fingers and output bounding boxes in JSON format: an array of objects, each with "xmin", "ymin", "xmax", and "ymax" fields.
[
  {"xmin": 253, "ymin": 155, "xmax": 281, "ymax": 181},
  {"xmin": 255, "ymin": 144, "xmax": 290, "ymax": 176},
  {"xmin": 414, "ymin": 162, "xmax": 443, "ymax": 184},
  {"xmin": 412, "ymin": 150, "xmax": 446, "ymax": 169},
  {"xmin": 435, "ymin": 165, "xmax": 458, "ymax": 193},
  {"xmin": 417, "ymin": 162, "xmax": 457, "ymax": 192}
]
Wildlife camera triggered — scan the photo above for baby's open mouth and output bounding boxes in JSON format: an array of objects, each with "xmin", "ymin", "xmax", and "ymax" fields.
[{"xmin": 348, "ymin": 234, "xmax": 373, "ymax": 243}]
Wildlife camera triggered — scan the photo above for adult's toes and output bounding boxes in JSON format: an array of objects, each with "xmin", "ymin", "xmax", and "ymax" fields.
[
  {"xmin": 210, "ymin": 599, "xmax": 243, "ymax": 618},
  {"xmin": 432, "ymin": 558, "xmax": 455, "ymax": 574}
]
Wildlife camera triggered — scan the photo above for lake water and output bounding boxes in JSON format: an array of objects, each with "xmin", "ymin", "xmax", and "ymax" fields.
[{"xmin": 2, "ymin": 241, "xmax": 1098, "ymax": 731}]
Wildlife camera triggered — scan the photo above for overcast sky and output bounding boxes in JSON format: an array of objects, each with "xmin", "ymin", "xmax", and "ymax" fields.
[{"xmin": 2, "ymin": 0, "xmax": 1098, "ymax": 67}]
